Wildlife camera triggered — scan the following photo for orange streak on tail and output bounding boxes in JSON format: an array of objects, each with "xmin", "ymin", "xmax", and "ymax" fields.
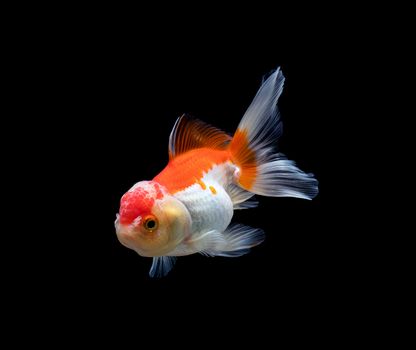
[{"xmin": 229, "ymin": 129, "xmax": 257, "ymax": 190}]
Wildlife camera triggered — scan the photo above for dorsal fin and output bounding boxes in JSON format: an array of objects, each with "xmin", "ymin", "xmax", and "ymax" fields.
[{"xmin": 168, "ymin": 114, "xmax": 231, "ymax": 159}]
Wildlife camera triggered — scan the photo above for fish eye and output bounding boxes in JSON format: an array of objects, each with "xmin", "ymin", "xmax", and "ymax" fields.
[{"xmin": 143, "ymin": 216, "xmax": 158, "ymax": 232}]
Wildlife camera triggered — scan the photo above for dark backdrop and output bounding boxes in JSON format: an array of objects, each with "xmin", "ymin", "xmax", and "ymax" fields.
[
  {"xmin": 61, "ymin": 52, "xmax": 336, "ymax": 299},
  {"xmin": 24, "ymin": 25, "xmax": 351, "ymax": 337}
]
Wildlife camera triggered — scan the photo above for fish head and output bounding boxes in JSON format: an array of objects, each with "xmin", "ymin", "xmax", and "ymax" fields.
[{"xmin": 115, "ymin": 181, "xmax": 191, "ymax": 257}]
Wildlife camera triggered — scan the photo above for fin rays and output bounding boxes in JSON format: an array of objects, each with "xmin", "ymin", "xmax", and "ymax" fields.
[
  {"xmin": 228, "ymin": 67, "xmax": 318, "ymax": 199},
  {"xmin": 169, "ymin": 114, "xmax": 231, "ymax": 159}
]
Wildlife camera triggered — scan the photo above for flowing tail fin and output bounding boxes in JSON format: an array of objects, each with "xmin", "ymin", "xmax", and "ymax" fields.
[{"xmin": 229, "ymin": 67, "xmax": 318, "ymax": 200}]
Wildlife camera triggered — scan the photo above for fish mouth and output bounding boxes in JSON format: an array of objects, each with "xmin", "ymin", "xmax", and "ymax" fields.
[{"xmin": 114, "ymin": 214, "xmax": 134, "ymax": 249}]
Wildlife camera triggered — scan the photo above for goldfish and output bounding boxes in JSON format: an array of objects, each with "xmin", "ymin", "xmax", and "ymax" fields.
[{"xmin": 115, "ymin": 67, "xmax": 318, "ymax": 277}]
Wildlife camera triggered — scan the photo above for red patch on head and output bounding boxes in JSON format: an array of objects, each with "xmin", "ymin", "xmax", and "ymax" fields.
[
  {"xmin": 119, "ymin": 181, "xmax": 165, "ymax": 225},
  {"xmin": 152, "ymin": 182, "xmax": 164, "ymax": 199}
]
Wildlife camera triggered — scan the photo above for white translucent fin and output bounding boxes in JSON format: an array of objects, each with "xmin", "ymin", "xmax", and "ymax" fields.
[
  {"xmin": 227, "ymin": 184, "xmax": 258, "ymax": 210},
  {"xmin": 167, "ymin": 230, "xmax": 226, "ymax": 257},
  {"xmin": 237, "ymin": 67, "xmax": 284, "ymax": 153},
  {"xmin": 166, "ymin": 226, "xmax": 264, "ymax": 260},
  {"xmin": 195, "ymin": 231, "xmax": 229, "ymax": 257},
  {"xmin": 207, "ymin": 224, "xmax": 265, "ymax": 257},
  {"xmin": 149, "ymin": 256, "xmax": 177, "ymax": 278},
  {"xmin": 253, "ymin": 154, "xmax": 318, "ymax": 199},
  {"xmin": 229, "ymin": 67, "xmax": 318, "ymax": 199}
]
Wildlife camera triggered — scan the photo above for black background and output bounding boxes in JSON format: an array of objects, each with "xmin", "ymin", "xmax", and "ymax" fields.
[
  {"xmin": 15, "ymin": 15, "xmax": 358, "ymax": 339},
  {"xmin": 60, "ymin": 47, "xmax": 339, "ymax": 308},
  {"xmin": 4, "ymin": 3, "xmax": 401, "ymax": 344}
]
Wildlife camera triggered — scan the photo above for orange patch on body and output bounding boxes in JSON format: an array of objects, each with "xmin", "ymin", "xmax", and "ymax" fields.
[
  {"xmin": 196, "ymin": 179, "xmax": 207, "ymax": 190},
  {"xmin": 209, "ymin": 186, "xmax": 217, "ymax": 195},
  {"xmin": 229, "ymin": 129, "xmax": 257, "ymax": 189},
  {"xmin": 154, "ymin": 148, "xmax": 230, "ymax": 194}
]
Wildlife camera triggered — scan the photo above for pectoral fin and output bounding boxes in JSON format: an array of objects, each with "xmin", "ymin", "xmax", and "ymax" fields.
[{"xmin": 149, "ymin": 256, "xmax": 177, "ymax": 278}]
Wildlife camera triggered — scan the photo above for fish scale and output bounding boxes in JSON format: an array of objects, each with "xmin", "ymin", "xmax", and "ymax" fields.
[{"xmin": 174, "ymin": 168, "xmax": 234, "ymax": 234}]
